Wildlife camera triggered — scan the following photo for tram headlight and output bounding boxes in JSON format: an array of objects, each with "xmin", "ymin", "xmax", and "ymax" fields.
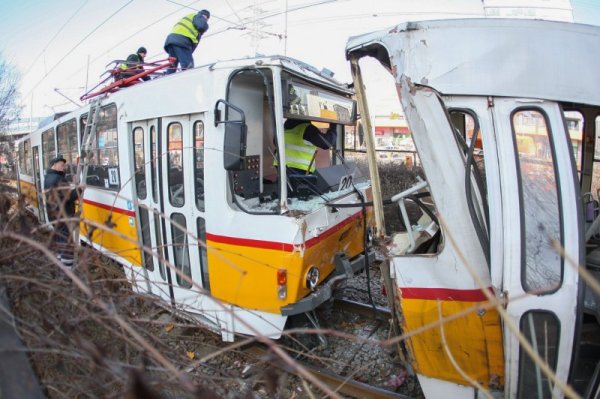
[{"xmin": 306, "ymin": 267, "xmax": 320, "ymax": 291}]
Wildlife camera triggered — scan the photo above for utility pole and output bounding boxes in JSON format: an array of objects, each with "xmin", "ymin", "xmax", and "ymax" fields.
[
  {"xmin": 85, "ymin": 54, "xmax": 90, "ymax": 94},
  {"xmin": 284, "ymin": 0, "xmax": 288, "ymax": 56},
  {"xmin": 248, "ymin": 0, "xmax": 269, "ymax": 55}
]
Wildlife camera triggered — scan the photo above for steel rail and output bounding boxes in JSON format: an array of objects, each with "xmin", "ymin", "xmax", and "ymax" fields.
[
  {"xmin": 333, "ymin": 298, "xmax": 391, "ymax": 319},
  {"xmin": 244, "ymin": 344, "xmax": 413, "ymax": 399}
]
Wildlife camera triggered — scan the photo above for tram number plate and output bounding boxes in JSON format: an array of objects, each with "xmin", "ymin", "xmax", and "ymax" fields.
[
  {"xmin": 339, "ymin": 175, "xmax": 353, "ymax": 191},
  {"xmin": 108, "ymin": 168, "xmax": 119, "ymax": 185}
]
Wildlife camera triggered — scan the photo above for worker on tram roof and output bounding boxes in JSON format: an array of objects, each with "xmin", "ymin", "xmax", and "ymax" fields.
[
  {"xmin": 116, "ymin": 47, "xmax": 150, "ymax": 82},
  {"xmin": 164, "ymin": 9, "xmax": 210, "ymax": 74}
]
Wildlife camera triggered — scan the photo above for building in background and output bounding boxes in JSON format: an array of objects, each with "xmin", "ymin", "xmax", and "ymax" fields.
[{"xmin": 482, "ymin": 0, "xmax": 574, "ymax": 22}]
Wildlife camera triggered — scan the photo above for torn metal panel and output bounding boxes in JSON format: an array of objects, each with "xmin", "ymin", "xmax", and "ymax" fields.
[{"xmin": 347, "ymin": 18, "xmax": 600, "ymax": 106}]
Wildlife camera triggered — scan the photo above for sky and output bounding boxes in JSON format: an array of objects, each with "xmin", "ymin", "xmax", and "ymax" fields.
[{"xmin": 1, "ymin": 0, "xmax": 599, "ymax": 118}]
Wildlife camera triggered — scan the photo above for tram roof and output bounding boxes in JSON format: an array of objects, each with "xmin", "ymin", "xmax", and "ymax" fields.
[
  {"xmin": 209, "ymin": 55, "xmax": 353, "ymax": 94},
  {"xmin": 345, "ymin": 18, "xmax": 600, "ymax": 107}
]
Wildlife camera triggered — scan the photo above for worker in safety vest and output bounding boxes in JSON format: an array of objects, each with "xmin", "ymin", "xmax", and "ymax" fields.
[
  {"xmin": 116, "ymin": 47, "xmax": 150, "ymax": 82},
  {"xmin": 278, "ymin": 119, "xmax": 337, "ymax": 175},
  {"xmin": 164, "ymin": 9, "xmax": 210, "ymax": 74}
]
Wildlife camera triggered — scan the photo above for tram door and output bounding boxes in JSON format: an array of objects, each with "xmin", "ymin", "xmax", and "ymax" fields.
[
  {"xmin": 160, "ymin": 115, "xmax": 208, "ymax": 308},
  {"xmin": 493, "ymin": 99, "xmax": 581, "ymax": 398},
  {"xmin": 131, "ymin": 119, "xmax": 169, "ymax": 298},
  {"xmin": 32, "ymin": 145, "xmax": 46, "ymax": 223}
]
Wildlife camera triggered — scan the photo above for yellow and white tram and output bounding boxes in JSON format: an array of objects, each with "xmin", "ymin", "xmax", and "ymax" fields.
[
  {"xmin": 16, "ymin": 56, "xmax": 373, "ymax": 341},
  {"xmin": 347, "ymin": 18, "xmax": 600, "ymax": 398}
]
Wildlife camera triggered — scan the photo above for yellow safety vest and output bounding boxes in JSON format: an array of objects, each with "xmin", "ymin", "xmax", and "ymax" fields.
[
  {"xmin": 281, "ymin": 123, "xmax": 317, "ymax": 172},
  {"xmin": 171, "ymin": 13, "xmax": 200, "ymax": 44},
  {"xmin": 119, "ymin": 54, "xmax": 137, "ymax": 70}
]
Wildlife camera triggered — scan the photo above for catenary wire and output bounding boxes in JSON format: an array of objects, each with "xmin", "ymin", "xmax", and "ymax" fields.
[
  {"xmin": 23, "ymin": 0, "xmax": 135, "ymax": 100},
  {"xmin": 47, "ymin": 0, "xmax": 339, "ymax": 106},
  {"xmin": 22, "ymin": 0, "xmax": 92, "ymax": 79}
]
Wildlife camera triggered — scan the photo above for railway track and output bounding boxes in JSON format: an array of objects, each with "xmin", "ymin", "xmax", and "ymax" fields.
[
  {"xmin": 239, "ymin": 298, "xmax": 416, "ymax": 399},
  {"xmin": 243, "ymin": 343, "xmax": 412, "ymax": 399},
  {"xmin": 333, "ymin": 297, "xmax": 391, "ymax": 318}
]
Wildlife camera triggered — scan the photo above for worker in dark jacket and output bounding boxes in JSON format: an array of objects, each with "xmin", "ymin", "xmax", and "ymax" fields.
[
  {"xmin": 116, "ymin": 47, "xmax": 150, "ymax": 82},
  {"xmin": 44, "ymin": 155, "xmax": 80, "ymax": 267},
  {"xmin": 280, "ymin": 119, "xmax": 337, "ymax": 175},
  {"xmin": 164, "ymin": 9, "xmax": 210, "ymax": 74}
]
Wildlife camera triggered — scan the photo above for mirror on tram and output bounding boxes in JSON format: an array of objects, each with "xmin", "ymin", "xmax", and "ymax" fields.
[
  {"xmin": 223, "ymin": 123, "xmax": 247, "ymax": 171},
  {"xmin": 214, "ymin": 99, "xmax": 248, "ymax": 171}
]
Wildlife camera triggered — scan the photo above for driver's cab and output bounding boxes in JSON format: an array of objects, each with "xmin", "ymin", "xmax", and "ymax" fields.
[{"xmin": 216, "ymin": 58, "xmax": 367, "ymax": 216}]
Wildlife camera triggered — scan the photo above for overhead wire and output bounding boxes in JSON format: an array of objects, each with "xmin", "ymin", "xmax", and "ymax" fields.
[
  {"xmin": 69, "ymin": 0, "xmax": 203, "ymax": 77},
  {"xmin": 203, "ymin": 0, "xmax": 338, "ymax": 38},
  {"xmin": 290, "ymin": 10, "xmax": 486, "ymax": 25},
  {"xmin": 223, "ymin": 0, "xmax": 245, "ymax": 23},
  {"xmin": 23, "ymin": 0, "xmax": 135, "ymax": 100},
  {"xmin": 28, "ymin": 0, "xmax": 339, "ymax": 108},
  {"xmin": 165, "ymin": 0, "xmax": 245, "ymax": 27},
  {"xmin": 65, "ymin": 0, "xmax": 337, "ymax": 86},
  {"xmin": 68, "ymin": 0, "xmax": 273, "ymax": 77},
  {"xmin": 22, "ymin": 0, "xmax": 91, "ymax": 78}
]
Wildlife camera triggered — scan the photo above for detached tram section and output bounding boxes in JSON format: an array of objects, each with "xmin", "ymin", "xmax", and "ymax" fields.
[
  {"xmin": 15, "ymin": 56, "xmax": 374, "ymax": 341},
  {"xmin": 346, "ymin": 19, "xmax": 600, "ymax": 398}
]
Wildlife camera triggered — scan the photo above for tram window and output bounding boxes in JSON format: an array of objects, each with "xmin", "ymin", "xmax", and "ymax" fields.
[
  {"xmin": 517, "ymin": 311, "xmax": 560, "ymax": 399},
  {"xmin": 194, "ymin": 121, "xmax": 205, "ymax": 212},
  {"xmin": 226, "ymin": 69, "xmax": 279, "ymax": 214},
  {"xmin": 168, "ymin": 122, "xmax": 184, "ymax": 207},
  {"xmin": 591, "ymin": 116, "xmax": 600, "ymax": 201},
  {"xmin": 154, "ymin": 213, "xmax": 166, "ymax": 280},
  {"xmin": 450, "ymin": 109, "xmax": 487, "ymax": 188},
  {"xmin": 19, "ymin": 141, "xmax": 26, "ymax": 174},
  {"xmin": 171, "ymin": 213, "xmax": 191, "ymax": 288},
  {"xmin": 512, "ymin": 109, "xmax": 562, "ymax": 294},
  {"xmin": 23, "ymin": 139, "xmax": 32, "ymax": 175},
  {"xmin": 133, "ymin": 127, "xmax": 146, "ymax": 199},
  {"xmin": 57, "ymin": 118, "xmax": 78, "ymax": 179},
  {"xmin": 18, "ymin": 142, "xmax": 24, "ymax": 173},
  {"xmin": 84, "ymin": 104, "xmax": 120, "ymax": 190},
  {"xmin": 80, "ymin": 115, "xmax": 87, "ymax": 144},
  {"xmin": 564, "ymin": 111, "xmax": 583, "ymax": 178},
  {"xmin": 139, "ymin": 207, "xmax": 153, "ymax": 271},
  {"xmin": 42, "ymin": 127, "xmax": 56, "ymax": 170},
  {"xmin": 197, "ymin": 217, "xmax": 209, "ymax": 291},
  {"xmin": 150, "ymin": 126, "xmax": 158, "ymax": 204}
]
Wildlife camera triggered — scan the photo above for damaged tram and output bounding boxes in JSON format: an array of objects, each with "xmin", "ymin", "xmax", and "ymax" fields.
[
  {"xmin": 16, "ymin": 56, "xmax": 373, "ymax": 341},
  {"xmin": 347, "ymin": 18, "xmax": 600, "ymax": 398}
]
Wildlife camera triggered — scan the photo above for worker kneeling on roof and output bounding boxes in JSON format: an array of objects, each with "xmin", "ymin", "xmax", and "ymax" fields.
[{"xmin": 116, "ymin": 47, "xmax": 150, "ymax": 82}]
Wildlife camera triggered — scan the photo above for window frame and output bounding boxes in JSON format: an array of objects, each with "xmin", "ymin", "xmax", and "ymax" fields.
[
  {"xmin": 510, "ymin": 106, "xmax": 564, "ymax": 295},
  {"xmin": 193, "ymin": 120, "xmax": 205, "ymax": 212},
  {"xmin": 167, "ymin": 121, "xmax": 185, "ymax": 207},
  {"xmin": 82, "ymin": 103, "xmax": 121, "ymax": 191},
  {"xmin": 41, "ymin": 127, "xmax": 56, "ymax": 171}
]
